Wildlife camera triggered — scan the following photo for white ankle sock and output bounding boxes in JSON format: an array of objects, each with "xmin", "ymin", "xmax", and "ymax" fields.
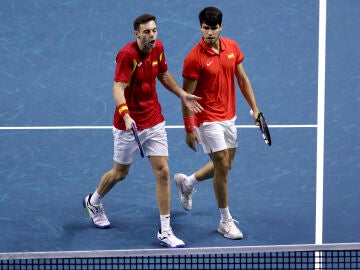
[
  {"xmin": 160, "ymin": 214, "xmax": 171, "ymax": 232},
  {"xmin": 90, "ymin": 191, "xmax": 102, "ymax": 206},
  {"xmin": 219, "ymin": 207, "xmax": 232, "ymax": 221},
  {"xmin": 186, "ymin": 173, "xmax": 198, "ymax": 187}
]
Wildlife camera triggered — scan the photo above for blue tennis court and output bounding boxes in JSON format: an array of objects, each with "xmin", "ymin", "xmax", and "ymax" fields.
[{"xmin": 0, "ymin": 0, "xmax": 359, "ymax": 254}]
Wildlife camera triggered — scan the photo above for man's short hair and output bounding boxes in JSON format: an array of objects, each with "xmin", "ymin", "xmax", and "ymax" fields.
[
  {"xmin": 199, "ymin": 7, "xmax": 222, "ymax": 27},
  {"xmin": 133, "ymin": 14, "xmax": 156, "ymax": 31}
]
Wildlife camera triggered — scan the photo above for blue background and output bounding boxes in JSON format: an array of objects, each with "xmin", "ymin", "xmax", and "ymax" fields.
[{"xmin": 0, "ymin": 0, "xmax": 359, "ymax": 252}]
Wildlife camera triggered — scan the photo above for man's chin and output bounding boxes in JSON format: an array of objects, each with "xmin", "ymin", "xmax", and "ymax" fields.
[
  {"xmin": 143, "ymin": 47, "xmax": 153, "ymax": 53},
  {"xmin": 145, "ymin": 43, "xmax": 155, "ymax": 51}
]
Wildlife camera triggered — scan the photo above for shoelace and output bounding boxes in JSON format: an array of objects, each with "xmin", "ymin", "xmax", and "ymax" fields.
[
  {"xmin": 161, "ymin": 228, "xmax": 176, "ymax": 239},
  {"xmin": 93, "ymin": 204, "xmax": 105, "ymax": 216},
  {"xmin": 162, "ymin": 230, "xmax": 183, "ymax": 243},
  {"xmin": 163, "ymin": 230, "xmax": 173, "ymax": 236},
  {"xmin": 223, "ymin": 218, "xmax": 240, "ymax": 232}
]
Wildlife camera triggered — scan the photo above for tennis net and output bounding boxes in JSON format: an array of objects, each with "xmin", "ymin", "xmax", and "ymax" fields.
[{"xmin": 1, "ymin": 243, "xmax": 359, "ymax": 269}]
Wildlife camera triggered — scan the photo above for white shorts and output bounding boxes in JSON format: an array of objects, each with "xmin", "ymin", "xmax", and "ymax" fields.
[
  {"xmin": 113, "ymin": 121, "xmax": 168, "ymax": 164},
  {"xmin": 196, "ymin": 117, "xmax": 238, "ymax": 154}
]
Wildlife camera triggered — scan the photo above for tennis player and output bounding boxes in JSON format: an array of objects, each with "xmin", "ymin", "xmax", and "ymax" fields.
[
  {"xmin": 175, "ymin": 7, "xmax": 260, "ymax": 240},
  {"xmin": 83, "ymin": 13, "xmax": 202, "ymax": 248}
]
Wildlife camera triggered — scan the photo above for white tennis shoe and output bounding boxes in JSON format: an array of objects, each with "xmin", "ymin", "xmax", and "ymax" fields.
[
  {"xmin": 174, "ymin": 173, "xmax": 195, "ymax": 211},
  {"xmin": 217, "ymin": 218, "xmax": 243, "ymax": 240},
  {"xmin": 157, "ymin": 229, "xmax": 185, "ymax": 248},
  {"xmin": 83, "ymin": 194, "xmax": 110, "ymax": 229}
]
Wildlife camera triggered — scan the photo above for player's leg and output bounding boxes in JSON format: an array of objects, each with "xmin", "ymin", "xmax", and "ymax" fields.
[
  {"xmin": 174, "ymin": 121, "xmax": 233, "ymax": 211},
  {"xmin": 211, "ymin": 120, "xmax": 242, "ymax": 240},
  {"xmin": 174, "ymin": 161, "xmax": 212, "ymax": 211},
  {"xmin": 209, "ymin": 120, "xmax": 238, "ymax": 208},
  {"xmin": 94, "ymin": 162, "xmax": 131, "ymax": 198},
  {"xmin": 210, "ymin": 148, "xmax": 242, "ymax": 239},
  {"xmin": 194, "ymin": 161, "xmax": 214, "ymax": 180},
  {"xmin": 83, "ymin": 126, "xmax": 137, "ymax": 229},
  {"xmin": 146, "ymin": 122, "xmax": 185, "ymax": 248},
  {"xmin": 83, "ymin": 162, "xmax": 131, "ymax": 229},
  {"xmin": 150, "ymin": 156, "xmax": 185, "ymax": 248},
  {"xmin": 209, "ymin": 149, "xmax": 230, "ymax": 209},
  {"xmin": 175, "ymin": 150, "xmax": 241, "ymax": 211},
  {"xmin": 176, "ymin": 147, "xmax": 235, "ymax": 186},
  {"xmin": 198, "ymin": 119, "xmax": 242, "ymax": 239},
  {"xmin": 149, "ymin": 156, "xmax": 171, "ymax": 216},
  {"xmin": 183, "ymin": 135, "xmax": 236, "ymax": 209}
]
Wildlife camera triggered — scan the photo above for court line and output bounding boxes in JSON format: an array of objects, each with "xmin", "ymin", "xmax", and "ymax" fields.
[
  {"xmin": 0, "ymin": 125, "xmax": 317, "ymax": 130},
  {"xmin": 315, "ymin": 0, "xmax": 327, "ymax": 247}
]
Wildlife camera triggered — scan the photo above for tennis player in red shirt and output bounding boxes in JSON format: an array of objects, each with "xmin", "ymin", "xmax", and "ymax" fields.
[
  {"xmin": 174, "ymin": 7, "xmax": 261, "ymax": 240},
  {"xmin": 83, "ymin": 14, "xmax": 202, "ymax": 248}
]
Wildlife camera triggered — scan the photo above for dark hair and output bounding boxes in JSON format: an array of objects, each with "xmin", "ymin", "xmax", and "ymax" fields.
[
  {"xmin": 133, "ymin": 14, "xmax": 156, "ymax": 31},
  {"xmin": 199, "ymin": 7, "xmax": 222, "ymax": 27}
]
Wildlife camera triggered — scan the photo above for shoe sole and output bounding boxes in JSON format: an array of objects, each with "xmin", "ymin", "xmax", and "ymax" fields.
[
  {"xmin": 174, "ymin": 173, "xmax": 191, "ymax": 211},
  {"xmin": 83, "ymin": 196, "xmax": 110, "ymax": 229},
  {"xmin": 157, "ymin": 238, "xmax": 185, "ymax": 248}
]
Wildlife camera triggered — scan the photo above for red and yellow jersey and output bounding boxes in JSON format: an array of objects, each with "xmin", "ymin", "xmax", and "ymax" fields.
[
  {"xmin": 113, "ymin": 40, "xmax": 168, "ymax": 130},
  {"xmin": 182, "ymin": 37, "xmax": 244, "ymax": 126}
]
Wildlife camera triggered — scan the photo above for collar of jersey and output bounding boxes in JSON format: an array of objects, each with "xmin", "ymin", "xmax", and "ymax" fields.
[{"xmin": 199, "ymin": 37, "xmax": 226, "ymax": 55}]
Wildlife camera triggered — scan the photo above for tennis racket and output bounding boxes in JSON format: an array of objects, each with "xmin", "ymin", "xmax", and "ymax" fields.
[
  {"xmin": 131, "ymin": 123, "xmax": 145, "ymax": 158},
  {"xmin": 250, "ymin": 110, "xmax": 272, "ymax": 146}
]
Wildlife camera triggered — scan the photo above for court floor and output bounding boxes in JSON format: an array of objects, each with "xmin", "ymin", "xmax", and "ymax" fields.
[{"xmin": 0, "ymin": 0, "xmax": 359, "ymax": 252}]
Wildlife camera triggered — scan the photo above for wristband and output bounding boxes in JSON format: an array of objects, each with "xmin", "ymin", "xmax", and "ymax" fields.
[
  {"xmin": 183, "ymin": 115, "xmax": 195, "ymax": 132},
  {"xmin": 117, "ymin": 103, "xmax": 129, "ymax": 118}
]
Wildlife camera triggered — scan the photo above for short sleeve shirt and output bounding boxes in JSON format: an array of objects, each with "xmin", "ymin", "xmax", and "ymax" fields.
[
  {"xmin": 113, "ymin": 40, "xmax": 168, "ymax": 130},
  {"xmin": 182, "ymin": 37, "xmax": 244, "ymax": 126}
]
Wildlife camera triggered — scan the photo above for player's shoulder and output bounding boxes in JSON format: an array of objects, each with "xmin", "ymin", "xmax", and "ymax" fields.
[
  {"xmin": 115, "ymin": 41, "xmax": 138, "ymax": 64},
  {"xmin": 221, "ymin": 37, "xmax": 239, "ymax": 47},
  {"xmin": 155, "ymin": 39, "xmax": 164, "ymax": 47},
  {"xmin": 117, "ymin": 41, "xmax": 137, "ymax": 56},
  {"xmin": 221, "ymin": 37, "xmax": 243, "ymax": 56},
  {"xmin": 185, "ymin": 41, "xmax": 203, "ymax": 58},
  {"xmin": 151, "ymin": 40, "xmax": 166, "ymax": 60}
]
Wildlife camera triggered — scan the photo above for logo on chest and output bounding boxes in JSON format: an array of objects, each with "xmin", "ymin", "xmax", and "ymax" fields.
[{"xmin": 206, "ymin": 60, "xmax": 214, "ymax": 66}]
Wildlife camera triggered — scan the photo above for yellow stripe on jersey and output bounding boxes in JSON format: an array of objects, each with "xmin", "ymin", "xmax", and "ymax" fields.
[{"xmin": 127, "ymin": 59, "xmax": 137, "ymax": 86}]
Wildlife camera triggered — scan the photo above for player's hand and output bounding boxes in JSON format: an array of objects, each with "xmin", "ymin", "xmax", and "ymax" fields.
[
  {"xmin": 123, "ymin": 114, "xmax": 135, "ymax": 133},
  {"xmin": 251, "ymin": 108, "xmax": 260, "ymax": 126},
  {"xmin": 182, "ymin": 94, "xmax": 203, "ymax": 113},
  {"xmin": 185, "ymin": 131, "xmax": 201, "ymax": 152}
]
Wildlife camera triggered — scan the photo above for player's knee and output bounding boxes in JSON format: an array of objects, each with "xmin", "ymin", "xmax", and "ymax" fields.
[
  {"xmin": 156, "ymin": 166, "xmax": 170, "ymax": 184},
  {"xmin": 160, "ymin": 166, "xmax": 170, "ymax": 179},
  {"xmin": 215, "ymin": 158, "xmax": 230, "ymax": 173},
  {"xmin": 212, "ymin": 151, "xmax": 230, "ymax": 172}
]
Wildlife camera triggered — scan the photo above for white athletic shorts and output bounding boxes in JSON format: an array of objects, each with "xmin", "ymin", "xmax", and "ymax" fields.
[
  {"xmin": 196, "ymin": 117, "xmax": 238, "ymax": 154},
  {"xmin": 113, "ymin": 121, "xmax": 168, "ymax": 164}
]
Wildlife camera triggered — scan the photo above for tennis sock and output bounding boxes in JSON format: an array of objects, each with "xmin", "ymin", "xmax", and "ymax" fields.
[
  {"xmin": 219, "ymin": 207, "xmax": 232, "ymax": 221},
  {"xmin": 186, "ymin": 173, "xmax": 198, "ymax": 187},
  {"xmin": 90, "ymin": 191, "xmax": 102, "ymax": 206},
  {"xmin": 160, "ymin": 214, "xmax": 171, "ymax": 232}
]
